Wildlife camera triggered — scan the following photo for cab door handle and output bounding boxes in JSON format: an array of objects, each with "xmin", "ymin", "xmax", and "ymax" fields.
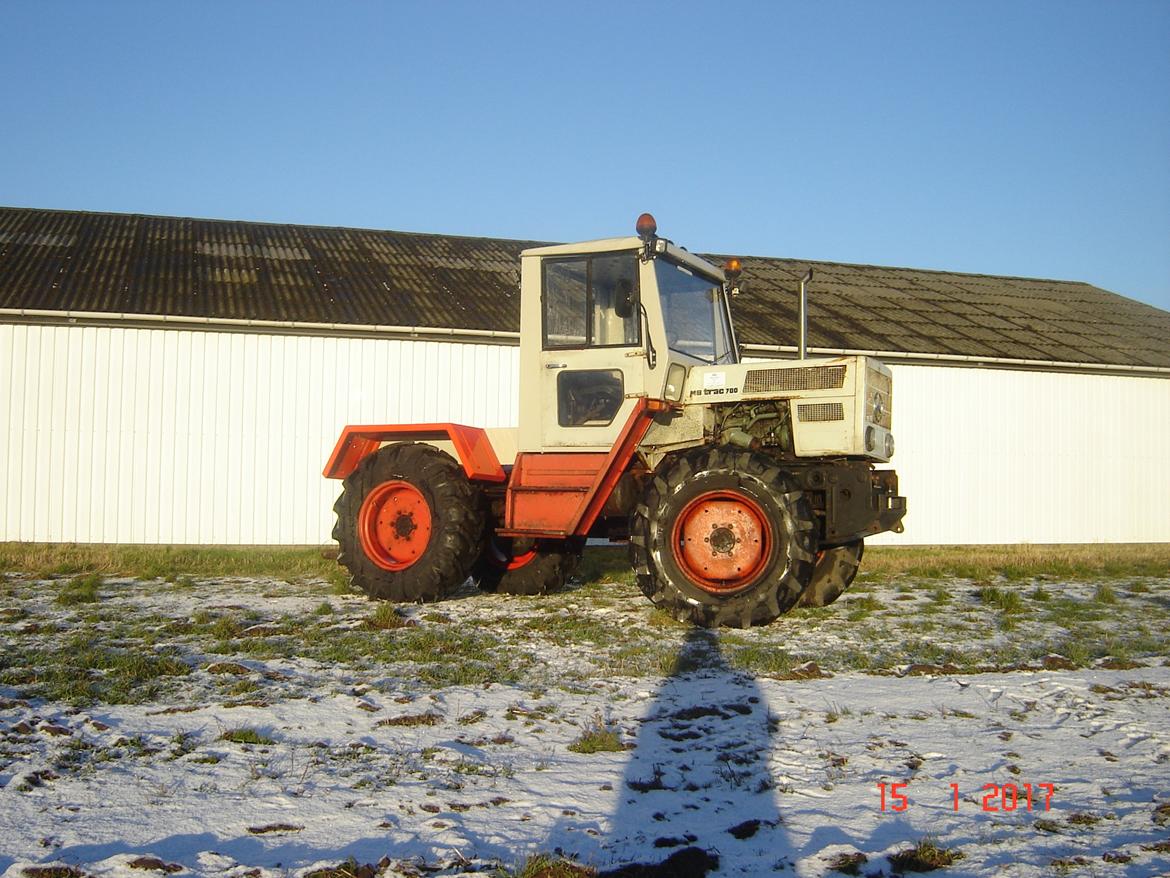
[{"xmin": 545, "ymin": 362, "xmax": 567, "ymax": 369}]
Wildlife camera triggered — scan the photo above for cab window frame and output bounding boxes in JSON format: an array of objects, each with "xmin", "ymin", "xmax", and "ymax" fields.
[{"xmin": 541, "ymin": 251, "xmax": 641, "ymax": 351}]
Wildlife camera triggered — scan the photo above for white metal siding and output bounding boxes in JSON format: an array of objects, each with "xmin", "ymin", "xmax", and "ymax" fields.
[
  {"xmin": 1, "ymin": 324, "xmax": 519, "ymax": 544},
  {"xmin": 870, "ymin": 364, "xmax": 1170, "ymax": 544},
  {"xmin": 2, "ymin": 323, "xmax": 1168, "ymax": 544}
]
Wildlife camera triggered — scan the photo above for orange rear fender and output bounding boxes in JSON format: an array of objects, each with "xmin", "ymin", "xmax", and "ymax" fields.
[{"xmin": 323, "ymin": 423, "xmax": 507, "ymax": 483}]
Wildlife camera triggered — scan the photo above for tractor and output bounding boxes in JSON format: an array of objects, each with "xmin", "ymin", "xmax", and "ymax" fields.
[{"xmin": 324, "ymin": 215, "xmax": 906, "ymax": 627}]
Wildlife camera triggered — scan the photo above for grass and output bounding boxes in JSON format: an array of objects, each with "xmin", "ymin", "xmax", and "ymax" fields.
[
  {"xmin": 977, "ymin": 585, "xmax": 1025, "ymax": 614},
  {"xmin": 599, "ymin": 641, "xmax": 688, "ymax": 677},
  {"xmin": 54, "ymin": 573, "xmax": 102, "ymax": 605},
  {"xmin": 302, "ymin": 858, "xmax": 376, "ymax": 878},
  {"xmin": 378, "ymin": 712, "xmax": 442, "ymax": 727},
  {"xmin": 724, "ymin": 641, "xmax": 795, "ymax": 676},
  {"xmin": 567, "ymin": 714, "xmax": 624, "ymax": 753},
  {"xmin": 21, "ymin": 868, "xmax": 88, "ymax": 878},
  {"xmin": 571, "ymin": 547, "xmax": 636, "ymax": 587},
  {"xmin": 1094, "ymin": 583, "xmax": 1118, "ymax": 604},
  {"xmin": 887, "ymin": 838, "xmax": 964, "ymax": 871},
  {"xmin": 297, "ymin": 623, "xmax": 527, "ymax": 687},
  {"xmin": 521, "ymin": 614, "xmax": 620, "ymax": 645},
  {"xmin": 365, "ymin": 603, "xmax": 411, "ymax": 630},
  {"xmin": 1040, "ymin": 597, "xmax": 1108, "ymax": 626},
  {"xmin": 844, "ymin": 594, "xmax": 882, "ymax": 621},
  {"xmin": 219, "ymin": 727, "xmax": 275, "ymax": 745},
  {"xmin": 825, "ymin": 852, "xmax": 867, "ymax": 875},
  {"xmin": 1, "ymin": 635, "xmax": 191, "ymax": 704},
  {"xmin": 497, "ymin": 855, "xmax": 595, "ymax": 878}
]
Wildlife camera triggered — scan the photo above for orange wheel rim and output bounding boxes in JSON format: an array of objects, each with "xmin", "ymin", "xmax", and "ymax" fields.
[
  {"xmin": 358, "ymin": 480, "xmax": 432, "ymax": 571},
  {"xmin": 671, "ymin": 490, "xmax": 771, "ymax": 593}
]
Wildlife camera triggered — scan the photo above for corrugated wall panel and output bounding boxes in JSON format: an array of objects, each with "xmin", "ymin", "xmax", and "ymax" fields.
[
  {"xmin": 0, "ymin": 326, "xmax": 17, "ymax": 536},
  {"xmin": 1, "ymin": 325, "xmax": 520, "ymax": 544},
  {"xmin": 2, "ymin": 324, "xmax": 1167, "ymax": 544},
  {"xmin": 869, "ymin": 364, "xmax": 1170, "ymax": 544}
]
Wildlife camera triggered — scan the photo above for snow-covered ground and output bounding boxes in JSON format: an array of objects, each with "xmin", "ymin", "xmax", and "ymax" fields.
[{"xmin": 2, "ymin": 568, "xmax": 1169, "ymax": 877}]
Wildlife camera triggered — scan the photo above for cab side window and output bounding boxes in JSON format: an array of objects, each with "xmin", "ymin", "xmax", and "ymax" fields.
[
  {"xmin": 542, "ymin": 253, "xmax": 639, "ymax": 349},
  {"xmin": 557, "ymin": 369, "xmax": 624, "ymax": 426}
]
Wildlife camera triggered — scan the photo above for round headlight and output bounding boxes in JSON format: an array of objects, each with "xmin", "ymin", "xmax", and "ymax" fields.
[
  {"xmin": 665, "ymin": 363, "xmax": 687, "ymax": 402},
  {"xmin": 884, "ymin": 433, "xmax": 895, "ymax": 458},
  {"xmin": 865, "ymin": 426, "xmax": 876, "ymax": 452},
  {"xmin": 872, "ymin": 391, "xmax": 885, "ymax": 425}
]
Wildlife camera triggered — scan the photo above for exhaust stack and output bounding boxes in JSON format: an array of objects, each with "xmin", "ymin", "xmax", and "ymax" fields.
[{"xmin": 799, "ymin": 268, "xmax": 813, "ymax": 360}]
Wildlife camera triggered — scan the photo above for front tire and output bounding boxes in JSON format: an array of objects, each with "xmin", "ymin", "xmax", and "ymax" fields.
[
  {"xmin": 629, "ymin": 447, "xmax": 817, "ymax": 628},
  {"xmin": 333, "ymin": 443, "xmax": 482, "ymax": 602}
]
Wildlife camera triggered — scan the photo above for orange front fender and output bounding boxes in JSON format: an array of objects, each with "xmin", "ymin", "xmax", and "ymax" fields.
[{"xmin": 323, "ymin": 423, "xmax": 507, "ymax": 483}]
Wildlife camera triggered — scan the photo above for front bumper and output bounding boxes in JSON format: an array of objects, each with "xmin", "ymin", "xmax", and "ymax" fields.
[
  {"xmin": 872, "ymin": 469, "xmax": 907, "ymax": 537},
  {"xmin": 789, "ymin": 462, "xmax": 907, "ymax": 546}
]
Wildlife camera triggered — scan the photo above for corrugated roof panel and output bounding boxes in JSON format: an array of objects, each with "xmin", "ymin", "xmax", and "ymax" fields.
[{"xmin": 2, "ymin": 207, "xmax": 1168, "ymax": 367}]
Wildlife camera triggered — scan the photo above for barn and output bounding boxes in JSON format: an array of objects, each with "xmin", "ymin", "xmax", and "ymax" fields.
[{"xmin": 2, "ymin": 206, "xmax": 1168, "ymax": 546}]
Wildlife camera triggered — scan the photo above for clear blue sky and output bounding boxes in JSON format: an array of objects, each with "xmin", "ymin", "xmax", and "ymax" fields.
[{"xmin": 2, "ymin": 1, "xmax": 1168, "ymax": 311}]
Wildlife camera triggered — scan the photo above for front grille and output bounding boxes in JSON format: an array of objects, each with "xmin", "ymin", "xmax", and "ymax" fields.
[
  {"xmin": 744, "ymin": 364, "xmax": 846, "ymax": 393},
  {"xmin": 797, "ymin": 402, "xmax": 845, "ymax": 422}
]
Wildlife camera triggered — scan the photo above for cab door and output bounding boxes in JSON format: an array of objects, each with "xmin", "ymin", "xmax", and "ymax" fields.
[{"xmin": 539, "ymin": 250, "xmax": 645, "ymax": 449}]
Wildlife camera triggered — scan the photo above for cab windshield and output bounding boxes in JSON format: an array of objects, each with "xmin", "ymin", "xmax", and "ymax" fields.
[{"xmin": 655, "ymin": 259, "xmax": 737, "ymax": 364}]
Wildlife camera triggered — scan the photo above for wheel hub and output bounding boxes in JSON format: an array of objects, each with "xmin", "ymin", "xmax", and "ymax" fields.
[
  {"xmin": 393, "ymin": 513, "xmax": 418, "ymax": 539},
  {"xmin": 707, "ymin": 525, "xmax": 738, "ymax": 555},
  {"xmin": 358, "ymin": 480, "xmax": 433, "ymax": 571},
  {"xmin": 671, "ymin": 490, "xmax": 772, "ymax": 593}
]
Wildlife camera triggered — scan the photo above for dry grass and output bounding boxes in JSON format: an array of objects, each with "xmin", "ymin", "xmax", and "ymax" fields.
[
  {"xmin": 887, "ymin": 838, "xmax": 964, "ymax": 871},
  {"xmin": 21, "ymin": 868, "xmax": 87, "ymax": 878},
  {"xmin": 0, "ymin": 542, "xmax": 349, "ymax": 588},
  {"xmin": 860, "ymin": 544, "xmax": 1170, "ymax": 580},
  {"xmin": 504, "ymin": 855, "xmax": 596, "ymax": 878},
  {"xmin": 365, "ymin": 603, "xmax": 412, "ymax": 630},
  {"xmin": 218, "ymin": 727, "xmax": 276, "ymax": 745},
  {"xmin": 567, "ymin": 714, "xmax": 625, "ymax": 754}
]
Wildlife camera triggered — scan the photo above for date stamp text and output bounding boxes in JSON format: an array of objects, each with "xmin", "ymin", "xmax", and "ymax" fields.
[{"xmin": 877, "ymin": 781, "xmax": 1055, "ymax": 812}]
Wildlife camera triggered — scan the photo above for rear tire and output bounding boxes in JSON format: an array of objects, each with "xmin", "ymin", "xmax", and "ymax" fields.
[
  {"xmin": 629, "ymin": 447, "xmax": 817, "ymax": 628},
  {"xmin": 333, "ymin": 443, "xmax": 482, "ymax": 602},
  {"xmin": 796, "ymin": 540, "xmax": 865, "ymax": 608},
  {"xmin": 473, "ymin": 537, "xmax": 580, "ymax": 596}
]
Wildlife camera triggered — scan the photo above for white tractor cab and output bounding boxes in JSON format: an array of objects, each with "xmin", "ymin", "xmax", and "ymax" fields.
[{"xmin": 325, "ymin": 214, "xmax": 906, "ymax": 627}]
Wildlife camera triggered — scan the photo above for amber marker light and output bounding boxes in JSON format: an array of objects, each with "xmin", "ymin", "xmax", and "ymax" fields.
[
  {"xmin": 636, "ymin": 212, "xmax": 658, "ymax": 241},
  {"xmin": 724, "ymin": 257, "xmax": 743, "ymax": 279}
]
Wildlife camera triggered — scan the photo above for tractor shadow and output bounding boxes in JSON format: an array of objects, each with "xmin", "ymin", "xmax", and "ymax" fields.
[{"xmin": 544, "ymin": 627, "xmax": 796, "ymax": 875}]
